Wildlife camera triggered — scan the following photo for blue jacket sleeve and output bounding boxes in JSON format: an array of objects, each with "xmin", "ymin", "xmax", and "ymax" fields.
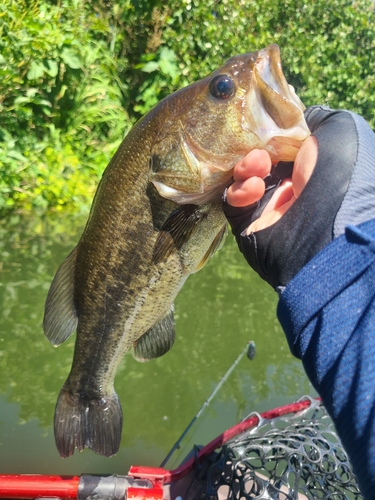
[{"xmin": 277, "ymin": 218, "xmax": 375, "ymax": 499}]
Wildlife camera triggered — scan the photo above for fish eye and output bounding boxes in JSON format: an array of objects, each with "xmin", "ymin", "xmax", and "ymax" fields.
[{"xmin": 209, "ymin": 75, "xmax": 235, "ymax": 99}]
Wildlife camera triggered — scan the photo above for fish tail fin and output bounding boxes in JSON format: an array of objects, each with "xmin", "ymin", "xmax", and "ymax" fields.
[
  {"xmin": 54, "ymin": 386, "xmax": 123, "ymax": 458},
  {"xmin": 44, "ymin": 247, "xmax": 78, "ymax": 346}
]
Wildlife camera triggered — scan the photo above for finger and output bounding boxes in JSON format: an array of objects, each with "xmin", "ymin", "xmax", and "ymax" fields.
[
  {"xmin": 292, "ymin": 136, "xmax": 318, "ymax": 197},
  {"xmin": 248, "ymin": 195, "xmax": 296, "ymax": 233},
  {"xmin": 226, "ymin": 176, "xmax": 266, "ymax": 207},
  {"xmin": 246, "ymin": 180, "xmax": 296, "ymax": 233},
  {"xmin": 262, "ymin": 178, "xmax": 294, "ymax": 215},
  {"xmin": 245, "ymin": 136, "xmax": 318, "ymax": 233},
  {"xmin": 243, "ymin": 137, "xmax": 318, "ymax": 232},
  {"xmin": 233, "ymin": 149, "xmax": 272, "ymax": 181}
]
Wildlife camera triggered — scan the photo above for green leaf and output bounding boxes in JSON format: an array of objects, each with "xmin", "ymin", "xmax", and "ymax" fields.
[
  {"xmin": 14, "ymin": 96, "xmax": 31, "ymax": 105},
  {"xmin": 61, "ymin": 48, "xmax": 81, "ymax": 69},
  {"xmin": 7, "ymin": 151, "xmax": 27, "ymax": 162},
  {"xmin": 26, "ymin": 88, "xmax": 38, "ymax": 98},
  {"xmin": 141, "ymin": 61, "xmax": 160, "ymax": 73},
  {"xmin": 27, "ymin": 61, "xmax": 45, "ymax": 80},
  {"xmin": 44, "ymin": 60, "xmax": 58, "ymax": 77},
  {"xmin": 159, "ymin": 47, "xmax": 176, "ymax": 61},
  {"xmin": 159, "ymin": 58, "xmax": 177, "ymax": 79}
]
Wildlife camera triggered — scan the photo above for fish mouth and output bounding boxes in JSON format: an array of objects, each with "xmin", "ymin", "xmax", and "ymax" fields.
[
  {"xmin": 150, "ymin": 45, "xmax": 310, "ymax": 206},
  {"xmin": 245, "ymin": 44, "xmax": 310, "ymax": 161}
]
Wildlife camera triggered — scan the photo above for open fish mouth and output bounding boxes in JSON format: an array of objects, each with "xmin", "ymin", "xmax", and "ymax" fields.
[{"xmin": 245, "ymin": 44, "xmax": 310, "ymax": 159}]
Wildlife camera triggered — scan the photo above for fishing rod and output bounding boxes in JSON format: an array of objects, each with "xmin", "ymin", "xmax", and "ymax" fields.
[{"xmin": 160, "ymin": 340, "xmax": 256, "ymax": 468}]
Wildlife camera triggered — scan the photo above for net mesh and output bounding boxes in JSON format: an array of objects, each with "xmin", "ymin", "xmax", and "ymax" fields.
[{"xmin": 184, "ymin": 397, "xmax": 363, "ymax": 500}]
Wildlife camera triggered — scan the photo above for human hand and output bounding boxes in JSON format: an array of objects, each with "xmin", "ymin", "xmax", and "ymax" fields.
[
  {"xmin": 225, "ymin": 136, "xmax": 318, "ymax": 232},
  {"xmin": 223, "ymin": 106, "xmax": 375, "ymax": 289}
]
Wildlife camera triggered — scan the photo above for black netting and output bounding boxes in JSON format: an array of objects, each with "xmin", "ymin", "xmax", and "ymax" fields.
[{"xmin": 183, "ymin": 398, "xmax": 363, "ymax": 500}]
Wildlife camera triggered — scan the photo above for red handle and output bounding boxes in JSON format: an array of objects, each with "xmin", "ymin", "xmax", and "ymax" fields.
[{"xmin": 0, "ymin": 475, "xmax": 80, "ymax": 499}]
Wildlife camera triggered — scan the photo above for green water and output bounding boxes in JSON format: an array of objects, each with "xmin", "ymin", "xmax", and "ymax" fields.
[{"xmin": 0, "ymin": 214, "xmax": 314, "ymax": 475}]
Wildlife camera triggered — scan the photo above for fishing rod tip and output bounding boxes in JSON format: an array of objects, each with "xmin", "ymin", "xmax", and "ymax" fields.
[{"xmin": 247, "ymin": 341, "xmax": 256, "ymax": 360}]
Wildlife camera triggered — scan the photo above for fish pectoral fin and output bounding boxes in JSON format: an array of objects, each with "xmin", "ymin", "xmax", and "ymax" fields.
[
  {"xmin": 132, "ymin": 306, "xmax": 175, "ymax": 362},
  {"xmin": 153, "ymin": 204, "xmax": 207, "ymax": 264},
  {"xmin": 195, "ymin": 223, "xmax": 227, "ymax": 272},
  {"xmin": 43, "ymin": 247, "xmax": 78, "ymax": 347}
]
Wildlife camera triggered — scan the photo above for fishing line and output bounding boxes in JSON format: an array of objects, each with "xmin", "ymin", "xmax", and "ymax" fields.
[{"xmin": 160, "ymin": 340, "xmax": 255, "ymax": 468}]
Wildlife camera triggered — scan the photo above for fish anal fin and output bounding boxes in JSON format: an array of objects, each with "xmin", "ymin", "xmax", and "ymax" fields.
[
  {"xmin": 54, "ymin": 386, "xmax": 122, "ymax": 458},
  {"xmin": 43, "ymin": 247, "xmax": 78, "ymax": 347},
  {"xmin": 153, "ymin": 205, "xmax": 206, "ymax": 264},
  {"xmin": 132, "ymin": 306, "xmax": 175, "ymax": 362},
  {"xmin": 195, "ymin": 223, "xmax": 227, "ymax": 272}
]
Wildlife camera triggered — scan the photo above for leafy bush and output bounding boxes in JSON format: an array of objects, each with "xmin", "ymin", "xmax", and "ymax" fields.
[
  {"xmin": 1, "ymin": 0, "xmax": 374, "ymax": 214},
  {"xmin": 121, "ymin": 0, "xmax": 375, "ymax": 120},
  {"xmin": 0, "ymin": 0, "xmax": 131, "ymax": 212}
]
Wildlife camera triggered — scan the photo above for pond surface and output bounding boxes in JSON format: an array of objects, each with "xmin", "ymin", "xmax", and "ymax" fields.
[{"xmin": 0, "ymin": 214, "xmax": 314, "ymax": 475}]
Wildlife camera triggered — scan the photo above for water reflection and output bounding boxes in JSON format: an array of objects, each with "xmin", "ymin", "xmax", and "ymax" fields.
[{"xmin": 0, "ymin": 215, "xmax": 314, "ymax": 474}]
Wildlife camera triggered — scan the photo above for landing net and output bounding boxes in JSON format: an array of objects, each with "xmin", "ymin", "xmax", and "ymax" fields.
[{"xmin": 180, "ymin": 397, "xmax": 363, "ymax": 500}]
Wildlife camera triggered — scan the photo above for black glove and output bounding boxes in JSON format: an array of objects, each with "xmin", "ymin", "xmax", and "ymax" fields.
[{"xmin": 223, "ymin": 106, "xmax": 375, "ymax": 289}]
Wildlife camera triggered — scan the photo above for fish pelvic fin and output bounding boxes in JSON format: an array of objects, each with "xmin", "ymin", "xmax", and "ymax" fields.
[
  {"xmin": 54, "ymin": 386, "xmax": 123, "ymax": 458},
  {"xmin": 43, "ymin": 247, "xmax": 78, "ymax": 346},
  {"xmin": 132, "ymin": 305, "xmax": 175, "ymax": 362},
  {"xmin": 153, "ymin": 204, "xmax": 207, "ymax": 264},
  {"xmin": 195, "ymin": 223, "xmax": 227, "ymax": 272}
]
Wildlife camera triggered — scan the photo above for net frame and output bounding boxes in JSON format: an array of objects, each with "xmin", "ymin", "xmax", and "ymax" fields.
[{"xmin": 170, "ymin": 396, "xmax": 363, "ymax": 500}]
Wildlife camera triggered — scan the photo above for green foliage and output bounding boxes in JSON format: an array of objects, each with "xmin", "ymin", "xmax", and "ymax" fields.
[
  {"xmin": 134, "ymin": 47, "xmax": 180, "ymax": 114},
  {"xmin": 1, "ymin": 0, "xmax": 375, "ymax": 214},
  {"xmin": 0, "ymin": 0, "xmax": 131, "ymax": 212}
]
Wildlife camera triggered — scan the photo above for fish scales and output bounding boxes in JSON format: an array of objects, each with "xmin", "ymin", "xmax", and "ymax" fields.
[
  {"xmin": 44, "ymin": 44, "xmax": 310, "ymax": 458},
  {"xmin": 71, "ymin": 117, "xmax": 190, "ymax": 379}
]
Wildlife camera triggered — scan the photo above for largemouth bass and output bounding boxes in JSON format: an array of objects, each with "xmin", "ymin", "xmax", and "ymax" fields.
[{"xmin": 44, "ymin": 44, "xmax": 309, "ymax": 458}]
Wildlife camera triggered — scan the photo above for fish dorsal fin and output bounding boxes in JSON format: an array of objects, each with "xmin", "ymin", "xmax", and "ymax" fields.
[
  {"xmin": 153, "ymin": 204, "xmax": 206, "ymax": 264},
  {"xmin": 195, "ymin": 223, "xmax": 227, "ymax": 272},
  {"xmin": 43, "ymin": 247, "xmax": 78, "ymax": 347},
  {"xmin": 132, "ymin": 306, "xmax": 175, "ymax": 362}
]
